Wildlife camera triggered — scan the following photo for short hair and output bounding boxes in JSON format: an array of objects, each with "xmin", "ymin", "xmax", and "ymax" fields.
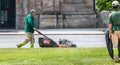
[{"xmin": 112, "ymin": 5, "xmax": 119, "ymax": 9}]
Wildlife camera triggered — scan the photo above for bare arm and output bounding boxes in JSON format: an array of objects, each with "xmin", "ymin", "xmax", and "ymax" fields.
[{"xmin": 108, "ymin": 23, "xmax": 112, "ymax": 39}]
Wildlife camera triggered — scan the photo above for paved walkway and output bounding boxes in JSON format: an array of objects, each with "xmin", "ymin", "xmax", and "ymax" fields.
[
  {"xmin": 0, "ymin": 28, "xmax": 105, "ymax": 35},
  {"xmin": 0, "ymin": 28, "xmax": 106, "ymax": 48}
]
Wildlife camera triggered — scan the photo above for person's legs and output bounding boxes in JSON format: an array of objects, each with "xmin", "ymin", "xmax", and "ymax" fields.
[
  {"xmin": 30, "ymin": 33, "xmax": 34, "ymax": 48},
  {"xmin": 17, "ymin": 32, "xmax": 32, "ymax": 48},
  {"xmin": 112, "ymin": 31, "xmax": 119, "ymax": 62}
]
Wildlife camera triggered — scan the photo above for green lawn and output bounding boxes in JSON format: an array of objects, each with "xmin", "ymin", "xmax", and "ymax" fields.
[{"xmin": 0, "ymin": 48, "xmax": 116, "ymax": 65}]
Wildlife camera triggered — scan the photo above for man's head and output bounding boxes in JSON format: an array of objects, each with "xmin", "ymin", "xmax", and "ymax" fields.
[
  {"xmin": 31, "ymin": 9, "xmax": 36, "ymax": 17},
  {"xmin": 112, "ymin": 1, "xmax": 119, "ymax": 9}
]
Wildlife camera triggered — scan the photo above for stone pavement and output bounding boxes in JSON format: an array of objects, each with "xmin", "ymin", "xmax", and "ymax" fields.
[{"xmin": 0, "ymin": 28, "xmax": 105, "ymax": 35}]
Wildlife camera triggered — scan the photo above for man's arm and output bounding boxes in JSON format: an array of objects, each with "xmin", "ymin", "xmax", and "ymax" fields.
[
  {"xmin": 108, "ymin": 23, "xmax": 112, "ymax": 33},
  {"xmin": 108, "ymin": 23, "xmax": 112, "ymax": 39},
  {"xmin": 108, "ymin": 13, "xmax": 113, "ymax": 39},
  {"xmin": 27, "ymin": 17, "xmax": 34, "ymax": 28}
]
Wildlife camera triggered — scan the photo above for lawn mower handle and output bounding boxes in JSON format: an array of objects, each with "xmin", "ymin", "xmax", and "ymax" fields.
[{"xmin": 34, "ymin": 29, "xmax": 49, "ymax": 38}]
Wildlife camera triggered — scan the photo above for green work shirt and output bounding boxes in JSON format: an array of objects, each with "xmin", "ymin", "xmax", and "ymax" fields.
[
  {"xmin": 108, "ymin": 9, "xmax": 120, "ymax": 33},
  {"xmin": 24, "ymin": 14, "xmax": 35, "ymax": 33}
]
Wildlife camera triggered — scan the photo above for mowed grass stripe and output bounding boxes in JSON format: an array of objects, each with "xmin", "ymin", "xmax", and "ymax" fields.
[{"xmin": 0, "ymin": 48, "xmax": 115, "ymax": 65}]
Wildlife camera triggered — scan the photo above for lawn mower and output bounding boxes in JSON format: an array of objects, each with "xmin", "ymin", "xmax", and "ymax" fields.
[
  {"xmin": 105, "ymin": 29, "xmax": 120, "ymax": 59},
  {"xmin": 35, "ymin": 29, "xmax": 77, "ymax": 48}
]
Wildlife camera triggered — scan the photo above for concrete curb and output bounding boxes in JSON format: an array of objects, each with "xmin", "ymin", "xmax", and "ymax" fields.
[
  {"xmin": 0, "ymin": 30, "xmax": 105, "ymax": 35},
  {"xmin": 0, "ymin": 28, "xmax": 106, "ymax": 35}
]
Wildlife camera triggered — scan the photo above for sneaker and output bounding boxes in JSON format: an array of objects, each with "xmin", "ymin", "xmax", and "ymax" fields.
[
  {"xmin": 113, "ymin": 59, "xmax": 120, "ymax": 63},
  {"xmin": 113, "ymin": 55, "xmax": 120, "ymax": 63},
  {"xmin": 16, "ymin": 44, "xmax": 21, "ymax": 48}
]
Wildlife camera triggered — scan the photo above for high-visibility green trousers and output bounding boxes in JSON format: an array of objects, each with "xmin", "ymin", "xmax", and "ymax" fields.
[{"xmin": 18, "ymin": 32, "xmax": 34, "ymax": 48}]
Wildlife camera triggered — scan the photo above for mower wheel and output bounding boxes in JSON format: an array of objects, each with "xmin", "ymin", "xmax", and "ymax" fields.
[{"xmin": 71, "ymin": 44, "xmax": 77, "ymax": 47}]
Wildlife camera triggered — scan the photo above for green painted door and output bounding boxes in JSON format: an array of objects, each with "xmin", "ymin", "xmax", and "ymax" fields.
[{"xmin": 0, "ymin": 0, "xmax": 16, "ymax": 29}]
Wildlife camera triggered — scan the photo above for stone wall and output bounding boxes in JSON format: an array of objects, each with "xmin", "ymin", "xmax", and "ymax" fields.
[
  {"xmin": 40, "ymin": 15, "xmax": 63, "ymax": 28},
  {"xmin": 16, "ymin": 0, "xmax": 36, "ymax": 29},
  {"xmin": 16, "ymin": 0, "xmax": 97, "ymax": 29},
  {"xmin": 100, "ymin": 10, "xmax": 110, "ymax": 27},
  {"xmin": 16, "ymin": 0, "xmax": 26, "ymax": 29},
  {"xmin": 39, "ymin": 0, "xmax": 97, "ymax": 28},
  {"xmin": 64, "ymin": 14, "xmax": 97, "ymax": 28}
]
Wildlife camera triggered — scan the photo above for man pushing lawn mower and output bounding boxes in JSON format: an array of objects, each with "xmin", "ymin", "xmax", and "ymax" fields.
[
  {"xmin": 108, "ymin": 1, "xmax": 120, "ymax": 62},
  {"xmin": 16, "ymin": 9, "xmax": 76, "ymax": 48},
  {"xmin": 17, "ymin": 9, "xmax": 37, "ymax": 48}
]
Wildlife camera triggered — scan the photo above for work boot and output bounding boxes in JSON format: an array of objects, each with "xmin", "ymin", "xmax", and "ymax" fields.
[
  {"xmin": 16, "ymin": 44, "xmax": 21, "ymax": 48},
  {"xmin": 30, "ymin": 43, "xmax": 34, "ymax": 48},
  {"xmin": 113, "ymin": 55, "xmax": 120, "ymax": 63}
]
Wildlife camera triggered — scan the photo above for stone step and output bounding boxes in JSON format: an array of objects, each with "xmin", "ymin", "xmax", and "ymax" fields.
[
  {"xmin": 40, "ymin": 10, "xmax": 95, "ymax": 15},
  {"xmin": 62, "ymin": 11, "xmax": 95, "ymax": 15},
  {"xmin": 63, "ymin": 0, "xmax": 85, "ymax": 4},
  {"xmin": 61, "ymin": 3, "xmax": 93, "ymax": 12},
  {"xmin": 65, "ymin": 14, "xmax": 96, "ymax": 18},
  {"xmin": 39, "ymin": 13, "xmax": 96, "ymax": 19}
]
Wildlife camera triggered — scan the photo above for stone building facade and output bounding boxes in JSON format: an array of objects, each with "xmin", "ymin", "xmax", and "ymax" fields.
[{"xmin": 16, "ymin": 0, "xmax": 98, "ymax": 29}]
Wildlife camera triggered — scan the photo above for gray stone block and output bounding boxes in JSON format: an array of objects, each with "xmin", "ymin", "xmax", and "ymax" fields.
[{"xmin": 43, "ymin": 0, "xmax": 54, "ymax": 11}]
